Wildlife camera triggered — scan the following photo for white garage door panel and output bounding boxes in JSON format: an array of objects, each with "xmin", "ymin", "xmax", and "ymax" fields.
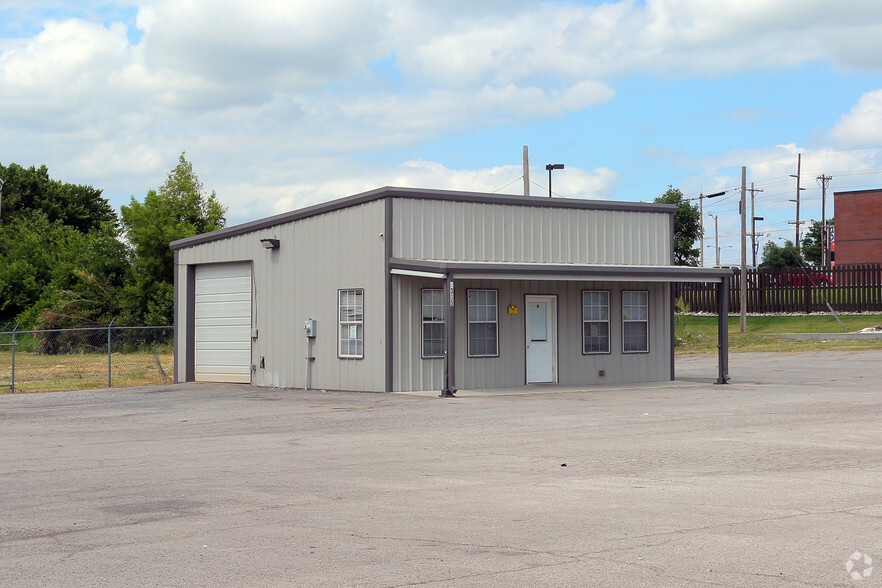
[
  {"xmin": 195, "ymin": 336, "xmax": 251, "ymax": 347},
  {"xmin": 195, "ymin": 263, "xmax": 252, "ymax": 384}
]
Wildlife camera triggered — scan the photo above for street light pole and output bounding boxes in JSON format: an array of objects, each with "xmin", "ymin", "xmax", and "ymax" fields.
[
  {"xmin": 817, "ymin": 174, "xmax": 832, "ymax": 268},
  {"xmin": 751, "ymin": 215, "xmax": 764, "ymax": 267},
  {"xmin": 699, "ymin": 190, "xmax": 726, "ymax": 266},
  {"xmin": 546, "ymin": 163, "xmax": 564, "ymax": 197},
  {"xmin": 708, "ymin": 212, "xmax": 720, "ymax": 266}
]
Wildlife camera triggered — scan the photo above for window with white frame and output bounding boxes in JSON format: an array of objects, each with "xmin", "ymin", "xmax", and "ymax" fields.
[
  {"xmin": 622, "ymin": 290, "xmax": 649, "ymax": 353},
  {"xmin": 421, "ymin": 289, "xmax": 445, "ymax": 358},
  {"xmin": 338, "ymin": 288, "xmax": 364, "ymax": 358},
  {"xmin": 467, "ymin": 289, "xmax": 498, "ymax": 357},
  {"xmin": 582, "ymin": 290, "xmax": 610, "ymax": 354}
]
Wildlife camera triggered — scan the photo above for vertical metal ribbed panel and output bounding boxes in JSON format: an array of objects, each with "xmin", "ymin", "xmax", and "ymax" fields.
[
  {"xmin": 387, "ymin": 276, "xmax": 672, "ymax": 392},
  {"xmin": 393, "ymin": 198, "xmax": 671, "ymax": 265},
  {"xmin": 391, "ymin": 275, "xmax": 445, "ymax": 392},
  {"xmin": 176, "ymin": 199, "xmax": 387, "ymax": 391},
  {"xmin": 449, "ymin": 279, "xmax": 670, "ymax": 390}
]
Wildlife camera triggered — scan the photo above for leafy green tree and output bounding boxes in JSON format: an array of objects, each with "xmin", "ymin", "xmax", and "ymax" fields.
[
  {"xmin": 759, "ymin": 239, "xmax": 805, "ymax": 269},
  {"xmin": 35, "ymin": 221, "xmax": 132, "ymax": 328},
  {"xmin": 0, "ymin": 162, "xmax": 126, "ymax": 326},
  {"xmin": 800, "ymin": 218, "xmax": 833, "ymax": 266},
  {"xmin": 0, "ymin": 213, "xmax": 130, "ymax": 326},
  {"xmin": 0, "ymin": 162, "xmax": 115, "ymax": 232},
  {"xmin": 121, "ymin": 153, "xmax": 227, "ymax": 324},
  {"xmin": 654, "ymin": 186, "xmax": 702, "ymax": 266}
]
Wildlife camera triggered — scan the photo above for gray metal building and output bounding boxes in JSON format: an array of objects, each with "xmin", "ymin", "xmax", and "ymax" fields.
[{"xmin": 170, "ymin": 187, "xmax": 733, "ymax": 394}]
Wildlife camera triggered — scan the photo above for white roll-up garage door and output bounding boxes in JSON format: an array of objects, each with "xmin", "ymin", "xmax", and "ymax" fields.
[{"xmin": 195, "ymin": 263, "xmax": 252, "ymax": 383}]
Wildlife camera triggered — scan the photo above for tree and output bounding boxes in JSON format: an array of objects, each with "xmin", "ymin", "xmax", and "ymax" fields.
[
  {"xmin": 120, "ymin": 153, "xmax": 227, "ymax": 324},
  {"xmin": 759, "ymin": 240, "xmax": 805, "ymax": 269},
  {"xmin": 0, "ymin": 162, "xmax": 127, "ymax": 326},
  {"xmin": 0, "ymin": 162, "xmax": 115, "ymax": 232},
  {"xmin": 654, "ymin": 186, "xmax": 702, "ymax": 266},
  {"xmin": 801, "ymin": 218, "xmax": 833, "ymax": 266},
  {"xmin": 0, "ymin": 212, "xmax": 130, "ymax": 326}
]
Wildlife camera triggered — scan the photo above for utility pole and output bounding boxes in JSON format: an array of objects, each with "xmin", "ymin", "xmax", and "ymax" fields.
[
  {"xmin": 789, "ymin": 153, "xmax": 806, "ymax": 248},
  {"xmin": 740, "ymin": 167, "xmax": 747, "ymax": 334},
  {"xmin": 749, "ymin": 182, "xmax": 764, "ymax": 267},
  {"xmin": 817, "ymin": 174, "xmax": 832, "ymax": 267},
  {"xmin": 698, "ymin": 190, "xmax": 725, "ymax": 267},
  {"xmin": 523, "ymin": 146, "xmax": 530, "ymax": 197}
]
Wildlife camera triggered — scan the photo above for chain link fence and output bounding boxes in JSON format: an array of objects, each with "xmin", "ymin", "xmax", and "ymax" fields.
[{"xmin": 0, "ymin": 325, "xmax": 174, "ymax": 393}]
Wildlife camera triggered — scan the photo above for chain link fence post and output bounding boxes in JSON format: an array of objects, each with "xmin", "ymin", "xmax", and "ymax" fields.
[
  {"xmin": 1, "ymin": 323, "xmax": 18, "ymax": 393},
  {"xmin": 11, "ymin": 324, "xmax": 16, "ymax": 393},
  {"xmin": 107, "ymin": 318, "xmax": 115, "ymax": 388}
]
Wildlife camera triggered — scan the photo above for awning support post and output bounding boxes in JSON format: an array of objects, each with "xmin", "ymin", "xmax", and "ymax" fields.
[
  {"xmin": 716, "ymin": 276, "xmax": 731, "ymax": 384},
  {"xmin": 441, "ymin": 274, "xmax": 456, "ymax": 397}
]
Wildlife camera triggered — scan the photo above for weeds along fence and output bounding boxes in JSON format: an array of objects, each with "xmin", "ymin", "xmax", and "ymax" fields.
[
  {"xmin": 0, "ymin": 325, "xmax": 173, "ymax": 393},
  {"xmin": 676, "ymin": 264, "xmax": 882, "ymax": 314}
]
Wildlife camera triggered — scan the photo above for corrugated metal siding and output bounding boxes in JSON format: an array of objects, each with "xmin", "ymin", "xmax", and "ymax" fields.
[
  {"xmin": 452, "ymin": 279, "xmax": 670, "ymax": 389},
  {"xmin": 393, "ymin": 198, "xmax": 671, "ymax": 265},
  {"xmin": 176, "ymin": 199, "xmax": 387, "ymax": 391},
  {"xmin": 391, "ymin": 275, "xmax": 445, "ymax": 392},
  {"xmin": 389, "ymin": 276, "xmax": 671, "ymax": 392},
  {"xmin": 555, "ymin": 280, "xmax": 671, "ymax": 386}
]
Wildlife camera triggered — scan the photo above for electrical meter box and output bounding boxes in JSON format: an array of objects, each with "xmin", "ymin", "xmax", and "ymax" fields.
[{"xmin": 304, "ymin": 319, "xmax": 317, "ymax": 338}]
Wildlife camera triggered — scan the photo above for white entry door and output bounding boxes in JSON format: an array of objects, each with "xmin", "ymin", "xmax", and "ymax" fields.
[{"xmin": 525, "ymin": 295, "xmax": 557, "ymax": 383}]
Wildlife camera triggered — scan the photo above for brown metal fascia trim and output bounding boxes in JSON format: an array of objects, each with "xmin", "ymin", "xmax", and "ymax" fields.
[
  {"xmin": 385, "ymin": 187, "xmax": 676, "ymax": 214},
  {"xmin": 170, "ymin": 187, "xmax": 390, "ymax": 250},
  {"xmin": 388, "ymin": 258, "xmax": 736, "ymax": 281},
  {"xmin": 171, "ymin": 186, "xmax": 676, "ymax": 250}
]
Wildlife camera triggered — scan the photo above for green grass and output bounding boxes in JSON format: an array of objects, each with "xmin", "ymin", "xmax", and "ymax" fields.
[
  {"xmin": 675, "ymin": 313, "xmax": 882, "ymax": 355},
  {"xmin": 0, "ymin": 350, "xmax": 174, "ymax": 393}
]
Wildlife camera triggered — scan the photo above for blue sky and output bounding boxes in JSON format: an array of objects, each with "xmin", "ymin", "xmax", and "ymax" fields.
[{"xmin": 2, "ymin": 0, "xmax": 882, "ymax": 266}]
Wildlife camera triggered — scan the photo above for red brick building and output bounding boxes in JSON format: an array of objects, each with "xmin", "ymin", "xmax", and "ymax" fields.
[{"xmin": 833, "ymin": 188, "xmax": 882, "ymax": 265}]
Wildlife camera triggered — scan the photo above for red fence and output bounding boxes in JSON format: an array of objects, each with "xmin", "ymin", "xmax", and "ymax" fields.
[{"xmin": 675, "ymin": 264, "xmax": 882, "ymax": 314}]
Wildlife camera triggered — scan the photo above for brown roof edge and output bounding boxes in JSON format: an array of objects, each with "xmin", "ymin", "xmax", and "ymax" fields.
[{"xmin": 169, "ymin": 186, "xmax": 676, "ymax": 251}]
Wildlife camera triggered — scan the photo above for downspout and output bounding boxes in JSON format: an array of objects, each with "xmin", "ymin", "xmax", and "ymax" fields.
[
  {"xmin": 173, "ymin": 249, "xmax": 179, "ymax": 383},
  {"xmin": 384, "ymin": 197, "xmax": 394, "ymax": 392}
]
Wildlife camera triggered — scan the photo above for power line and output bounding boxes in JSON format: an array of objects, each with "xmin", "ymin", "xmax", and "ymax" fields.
[{"xmin": 492, "ymin": 176, "xmax": 524, "ymax": 194}]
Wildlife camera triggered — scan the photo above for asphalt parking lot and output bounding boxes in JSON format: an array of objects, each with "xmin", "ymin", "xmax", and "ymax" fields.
[{"xmin": 1, "ymin": 351, "xmax": 880, "ymax": 587}]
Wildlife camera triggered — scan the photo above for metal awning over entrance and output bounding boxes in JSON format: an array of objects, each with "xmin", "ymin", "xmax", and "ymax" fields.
[
  {"xmin": 390, "ymin": 259, "xmax": 733, "ymax": 283},
  {"xmin": 390, "ymin": 258, "xmax": 736, "ymax": 395}
]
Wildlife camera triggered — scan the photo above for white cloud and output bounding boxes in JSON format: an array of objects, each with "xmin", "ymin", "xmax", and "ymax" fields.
[
  {"xmin": 246, "ymin": 158, "xmax": 618, "ymax": 224},
  {"xmin": 828, "ymin": 89, "xmax": 882, "ymax": 146},
  {"xmin": 0, "ymin": 19, "xmax": 130, "ymax": 118},
  {"xmin": 2, "ymin": 0, "xmax": 882, "ymax": 226},
  {"xmin": 136, "ymin": 0, "xmax": 392, "ymax": 94}
]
